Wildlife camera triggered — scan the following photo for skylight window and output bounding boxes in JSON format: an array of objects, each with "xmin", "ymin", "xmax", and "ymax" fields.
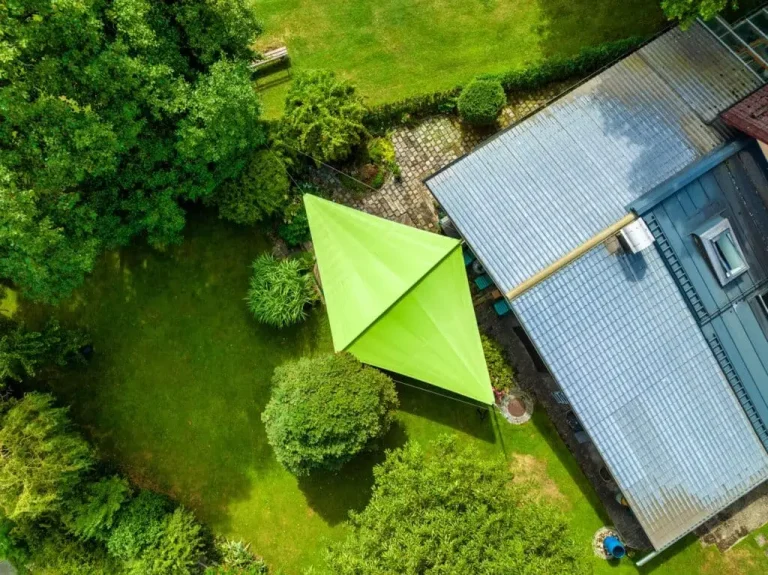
[
  {"xmin": 694, "ymin": 217, "xmax": 750, "ymax": 286},
  {"xmin": 713, "ymin": 230, "xmax": 747, "ymax": 277}
]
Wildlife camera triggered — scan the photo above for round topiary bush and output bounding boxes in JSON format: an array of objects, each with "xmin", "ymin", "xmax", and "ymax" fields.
[
  {"xmin": 262, "ymin": 353, "xmax": 399, "ymax": 476},
  {"xmin": 246, "ymin": 254, "xmax": 318, "ymax": 328},
  {"xmin": 457, "ymin": 78, "xmax": 506, "ymax": 126}
]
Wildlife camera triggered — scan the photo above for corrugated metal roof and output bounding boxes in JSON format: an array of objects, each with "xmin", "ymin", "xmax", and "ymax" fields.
[
  {"xmin": 512, "ymin": 245, "xmax": 768, "ymax": 551},
  {"xmin": 426, "ymin": 22, "xmax": 761, "ymax": 295},
  {"xmin": 638, "ymin": 25, "xmax": 761, "ymax": 123}
]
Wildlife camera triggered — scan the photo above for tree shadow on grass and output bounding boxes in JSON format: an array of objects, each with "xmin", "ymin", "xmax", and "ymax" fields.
[
  {"xmin": 297, "ymin": 421, "xmax": 408, "ymax": 526},
  {"xmin": 394, "ymin": 381, "xmax": 496, "ymax": 444}
]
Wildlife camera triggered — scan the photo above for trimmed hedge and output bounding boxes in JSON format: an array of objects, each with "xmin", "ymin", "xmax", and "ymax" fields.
[
  {"xmin": 457, "ymin": 78, "xmax": 506, "ymax": 125},
  {"xmin": 364, "ymin": 36, "xmax": 646, "ymax": 133}
]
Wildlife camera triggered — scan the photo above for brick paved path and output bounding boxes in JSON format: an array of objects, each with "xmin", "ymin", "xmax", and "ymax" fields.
[{"xmin": 323, "ymin": 82, "xmax": 569, "ymax": 230}]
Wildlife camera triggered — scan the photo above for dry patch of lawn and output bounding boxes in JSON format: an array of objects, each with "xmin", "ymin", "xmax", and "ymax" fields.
[{"xmin": 510, "ymin": 453, "xmax": 569, "ymax": 510}]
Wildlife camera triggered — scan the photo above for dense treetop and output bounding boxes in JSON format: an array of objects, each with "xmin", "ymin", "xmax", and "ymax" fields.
[
  {"xmin": 324, "ymin": 436, "xmax": 589, "ymax": 575},
  {"xmin": 0, "ymin": 0, "xmax": 265, "ymax": 303}
]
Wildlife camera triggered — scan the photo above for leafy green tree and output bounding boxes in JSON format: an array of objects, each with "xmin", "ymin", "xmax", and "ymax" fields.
[
  {"xmin": 262, "ymin": 353, "xmax": 399, "ymax": 476},
  {"xmin": 661, "ymin": 0, "xmax": 733, "ymax": 26},
  {"xmin": 457, "ymin": 78, "xmax": 506, "ymax": 126},
  {"xmin": 176, "ymin": 60, "xmax": 267, "ymax": 198},
  {"xmin": 0, "ymin": 393, "xmax": 94, "ymax": 521},
  {"xmin": 324, "ymin": 436, "xmax": 588, "ymax": 575},
  {"xmin": 280, "ymin": 71, "xmax": 368, "ymax": 163},
  {"xmin": 64, "ymin": 476, "xmax": 131, "ymax": 541},
  {"xmin": 246, "ymin": 254, "xmax": 318, "ymax": 328},
  {"xmin": 0, "ymin": 0, "xmax": 265, "ymax": 303},
  {"xmin": 127, "ymin": 507, "xmax": 205, "ymax": 575},
  {"xmin": 215, "ymin": 150, "xmax": 291, "ymax": 225},
  {"xmin": 107, "ymin": 489, "xmax": 170, "ymax": 561},
  {"xmin": 0, "ymin": 319, "xmax": 88, "ymax": 383},
  {"xmin": 173, "ymin": 0, "xmax": 262, "ymax": 65}
]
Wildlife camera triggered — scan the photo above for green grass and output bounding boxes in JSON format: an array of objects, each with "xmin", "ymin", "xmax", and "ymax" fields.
[
  {"xmin": 17, "ymin": 210, "xmax": 768, "ymax": 574},
  {"xmin": 252, "ymin": 0, "xmax": 667, "ymax": 117}
]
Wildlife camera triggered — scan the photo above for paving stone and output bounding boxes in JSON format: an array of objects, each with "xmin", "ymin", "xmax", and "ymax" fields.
[{"xmin": 308, "ymin": 80, "xmax": 571, "ymax": 230}]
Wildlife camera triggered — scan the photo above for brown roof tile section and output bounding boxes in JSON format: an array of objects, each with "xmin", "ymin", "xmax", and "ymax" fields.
[{"xmin": 722, "ymin": 85, "xmax": 768, "ymax": 143}]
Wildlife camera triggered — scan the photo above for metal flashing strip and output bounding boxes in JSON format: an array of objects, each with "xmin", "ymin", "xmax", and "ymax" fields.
[{"xmin": 629, "ymin": 140, "xmax": 750, "ymax": 215}]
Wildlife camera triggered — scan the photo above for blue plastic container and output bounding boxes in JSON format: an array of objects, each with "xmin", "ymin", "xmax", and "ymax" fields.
[{"xmin": 603, "ymin": 536, "xmax": 626, "ymax": 559}]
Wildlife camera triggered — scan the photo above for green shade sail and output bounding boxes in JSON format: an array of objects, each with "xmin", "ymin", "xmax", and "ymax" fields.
[{"xmin": 304, "ymin": 194, "xmax": 493, "ymax": 404}]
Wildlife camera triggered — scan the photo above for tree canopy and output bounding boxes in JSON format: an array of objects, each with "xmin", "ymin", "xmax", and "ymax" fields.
[
  {"xmin": 0, "ymin": 393, "xmax": 94, "ymax": 521},
  {"xmin": 660, "ymin": 0, "xmax": 734, "ymax": 26},
  {"xmin": 0, "ymin": 0, "xmax": 266, "ymax": 303},
  {"xmin": 324, "ymin": 436, "xmax": 589, "ymax": 575},
  {"xmin": 262, "ymin": 353, "xmax": 398, "ymax": 476},
  {"xmin": 0, "ymin": 319, "xmax": 87, "ymax": 383}
]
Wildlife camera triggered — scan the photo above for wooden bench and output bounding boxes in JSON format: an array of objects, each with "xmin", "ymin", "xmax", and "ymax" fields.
[{"xmin": 250, "ymin": 46, "xmax": 290, "ymax": 71}]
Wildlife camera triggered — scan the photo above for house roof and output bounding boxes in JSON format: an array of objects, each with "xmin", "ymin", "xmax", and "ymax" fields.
[
  {"xmin": 425, "ymin": 22, "xmax": 761, "ymax": 296},
  {"xmin": 512, "ymin": 236, "xmax": 768, "ymax": 551},
  {"xmin": 722, "ymin": 85, "xmax": 768, "ymax": 143},
  {"xmin": 424, "ymin": 23, "xmax": 768, "ymax": 553},
  {"xmin": 637, "ymin": 142, "xmax": 768, "ymax": 450}
]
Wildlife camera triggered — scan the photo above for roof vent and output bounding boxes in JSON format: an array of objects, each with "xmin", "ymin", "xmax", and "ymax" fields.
[{"xmin": 618, "ymin": 218, "xmax": 655, "ymax": 254}]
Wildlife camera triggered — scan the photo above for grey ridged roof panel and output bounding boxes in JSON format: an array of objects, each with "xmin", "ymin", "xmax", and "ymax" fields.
[
  {"xmin": 512, "ymin": 245, "xmax": 768, "ymax": 551},
  {"xmin": 637, "ymin": 24, "xmax": 760, "ymax": 122},
  {"xmin": 426, "ymin": 22, "xmax": 761, "ymax": 295}
]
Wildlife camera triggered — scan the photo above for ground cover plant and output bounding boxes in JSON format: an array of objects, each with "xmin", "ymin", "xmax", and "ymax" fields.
[
  {"xmin": 11, "ymin": 212, "xmax": 768, "ymax": 574},
  {"xmin": 252, "ymin": 0, "xmax": 667, "ymax": 116}
]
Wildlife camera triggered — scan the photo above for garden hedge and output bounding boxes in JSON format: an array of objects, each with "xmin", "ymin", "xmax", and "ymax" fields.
[{"xmin": 364, "ymin": 36, "xmax": 648, "ymax": 133}]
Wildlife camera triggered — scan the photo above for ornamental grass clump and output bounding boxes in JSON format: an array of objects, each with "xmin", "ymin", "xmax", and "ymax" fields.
[
  {"xmin": 457, "ymin": 78, "xmax": 506, "ymax": 126},
  {"xmin": 262, "ymin": 353, "xmax": 399, "ymax": 476},
  {"xmin": 246, "ymin": 254, "xmax": 318, "ymax": 328}
]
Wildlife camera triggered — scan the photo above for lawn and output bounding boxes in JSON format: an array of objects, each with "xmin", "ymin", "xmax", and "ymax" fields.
[
  {"xmin": 16, "ymin": 210, "xmax": 768, "ymax": 574},
  {"xmin": 251, "ymin": 0, "xmax": 667, "ymax": 117}
]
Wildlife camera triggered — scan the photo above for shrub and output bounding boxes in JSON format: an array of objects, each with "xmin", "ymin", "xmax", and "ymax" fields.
[
  {"xmin": 458, "ymin": 78, "xmax": 506, "ymax": 125},
  {"xmin": 246, "ymin": 254, "xmax": 318, "ymax": 328},
  {"xmin": 366, "ymin": 137, "xmax": 396, "ymax": 167},
  {"xmin": 106, "ymin": 490, "xmax": 171, "ymax": 561},
  {"xmin": 128, "ymin": 507, "xmax": 205, "ymax": 575},
  {"xmin": 205, "ymin": 539, "xmax": 269, "ymax": 574},
  {"xmin": 278, "ymin": 199, "xmax": 311, "ymax": 247},
  {"xmin": 216, "ymin": 150, "xmax": 291, "ymax": 225},
  {"xmin": 481, "ymin": 335, "xmax": 515, "ymax": 393},
  {"xmin": 323, "ymin": 436, "xmax": 589, "ymax": 575},
  {"xmin": 262, "ymin": 353, "xmax": 399, "ymax": 476},
  {"xmin": 280, "ymin": 70, "xmax": 368, "ymax": 163},
  {"xmin": 64, "ymin": 476, "xmax": 131, "ymax": 541}
]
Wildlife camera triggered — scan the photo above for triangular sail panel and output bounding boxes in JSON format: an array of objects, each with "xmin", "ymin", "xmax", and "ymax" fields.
[{"xmin": 305, "ymin": 195, "xmax": 493, "ymax": 404}]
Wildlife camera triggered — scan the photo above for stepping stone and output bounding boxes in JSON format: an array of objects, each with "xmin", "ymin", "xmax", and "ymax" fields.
[{"xmin": 756, "ymin": 534, "xmax": 767, "ymax": 548}]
